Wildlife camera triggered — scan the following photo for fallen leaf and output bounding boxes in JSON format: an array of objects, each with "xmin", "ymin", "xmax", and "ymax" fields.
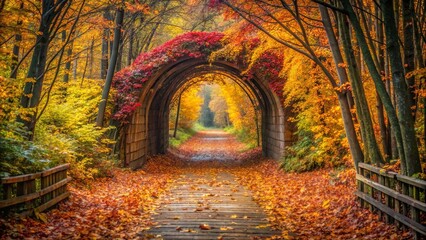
[
  {"xmin": 220, "ymin": 226, "xmax": 234, "ymax": 231},
  {"xmin": 322, "ymin": 200, "xmax": 330, "ymax": 209},
  {"xmin": 199, "ymin": 224, "xmax": 211, "ymax": 230}
]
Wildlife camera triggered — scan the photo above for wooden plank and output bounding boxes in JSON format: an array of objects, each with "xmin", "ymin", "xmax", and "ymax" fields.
[
  {"xmin": 397, "ymin": 175, "xmax": 426, "ymax": 189},
  {"xmin": 355, "ymin": 191, "xmax": 426, "ymax": 236},
  {"xmin": 36, "ymin": 191, "xmax": 71, "ymax": 213},
  {"xmin": 356, "ymin": 174, "xmax": 426, "ymax": 212},
  {"xmin": 359, "ymin": 163, "xmax": 426, "ymax": 189},
  {"xmin": 145, "ymin": 172, "xmax": 280, "ymax": 239},
  {"xmin": 359, "ymin": 163, "xmax": 397, "ymax": 179},
  {"xmin": 0, "ymin": 177, "xmax": 71, "ymax": 208},
  {"xmin": 1, "ymin": 164, "xmax": 69, "ymax": 184},
  {"xmin": 1, "ymin": 172, "xmax": 42, "ymax": 184},
  {"xmin": 41, "ymin": 164, "xmax": 69, "ymax": 178}
]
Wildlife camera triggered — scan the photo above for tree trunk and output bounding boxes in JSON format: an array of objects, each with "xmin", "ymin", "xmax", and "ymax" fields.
[
  {"xmin": 10, "ymin": 1, "xmax": 23, "ymax": 79},
  {"xmin": 96, "ymin": 7, "xmax": 124, "ymax": 127},
  {"xmin": 340, "ymin": 0, "xmax": 407, "ymax": 173},
  {"xmin": 116, "ymin": 41, "xmax": 123, "ymax": 72},
  {"xmin": 319, "ymin": 5, "xmax": 365, "ymax": 170},
  {"xmin": 375, "ymin": 5, "xmax": 390, "ymax": 160},
  {"xmin": 73, "ymin": 56, "xmax": 77, "ymax": 80},
  {"xmin": 402, "ymin": 0, "xmax": 416, "ymax": 118},
  {"xmin": 62, "ymin": 30, "xmax": 73, "ymax": 83},
  {"xmin": 127, "ymin": 27, "xmax": 134, "ymax": 66},
  {"xmin": 173, "ymin": 93, "xmax": 182, "ymax": 138},
  {"xmin": 381, "ymin": 0, "xmax": 421, "ymax": 175},
  {"xmin": 412, "ymin": 3, "xmax": 426, "ymax": 161},
  {"xmin": 335, "ymin": 10, "xmax": 384, "ymax": 165},
  {"xmin": 81, "ymin": 45, "xmax": 89, "ymax": 86},
  {"xmin": 89, "ymin": 38, "xmax": 94, "ymax": 79},
  {"xmin": 19, "ymin": 0, "xmax": 56, "ymax": 138},
  {"xmin": 100, "ymin": 9, "xmax": 110, "ymax": 79},
  {"xmin": 386, "ymin": 56, "xmax": 398, "ymax": 159},
  {"xmin": 143, "ymin": 24, "xmax": 159, "ymax": 52},
  {"xmin": 0, "ymin": 0, "xmax": 5, "ymax": 13}
]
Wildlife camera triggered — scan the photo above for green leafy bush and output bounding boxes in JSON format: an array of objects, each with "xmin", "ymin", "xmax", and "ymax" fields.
[{"xmin": 169, "ymin": 127, "xmax": 196, "ymax": 148}]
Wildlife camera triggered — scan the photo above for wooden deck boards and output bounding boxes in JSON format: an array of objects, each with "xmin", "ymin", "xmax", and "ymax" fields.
[{"xmin": 142, "ymin": 172, "xmax": 281, "ymax": 239}]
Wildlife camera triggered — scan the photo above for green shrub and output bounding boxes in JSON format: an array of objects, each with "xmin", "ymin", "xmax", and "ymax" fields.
[{"xmin": 169, "ymin": 127, "xmax": 196, "ymax": 148}]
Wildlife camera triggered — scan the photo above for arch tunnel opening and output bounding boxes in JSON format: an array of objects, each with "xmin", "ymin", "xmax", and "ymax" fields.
[
  {"xmin": 168, "ymin": 72, "xmax": 263, "ymax": 155},
  {"xmin": 122, "ymin": 59, "xmax": 294, "ymax": 169}
]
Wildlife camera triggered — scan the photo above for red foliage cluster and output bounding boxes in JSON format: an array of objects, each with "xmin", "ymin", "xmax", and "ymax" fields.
[
  {"xmin": 249, "ymin": 51, "xmax": 285, "ymax": 99},
  {"xmin": 112, "ymin": 32, "xmax": 286, "ymax": 123},
  {"xmin": 113, "ymin": 32, "xmax": 224, "ymax": 122}
]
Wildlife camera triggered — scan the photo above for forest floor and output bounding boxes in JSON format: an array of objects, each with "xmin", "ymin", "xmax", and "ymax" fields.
[{"xmin": 0, "ymin": 130, "xmax": 410, "ymax": 239}]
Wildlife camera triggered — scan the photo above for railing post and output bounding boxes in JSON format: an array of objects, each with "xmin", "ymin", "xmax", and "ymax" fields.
[{"xmin": 358, "ymin": 166, "xmax": 365, "ymax": 207}]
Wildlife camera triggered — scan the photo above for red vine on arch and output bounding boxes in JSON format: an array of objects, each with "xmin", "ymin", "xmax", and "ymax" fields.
[{"xmin": 112, "ymin": 32, "xmax": 284, "ymax": 123}]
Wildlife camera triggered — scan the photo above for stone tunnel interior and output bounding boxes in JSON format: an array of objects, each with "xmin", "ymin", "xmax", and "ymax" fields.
[{"xmin": 123, "ymin": 58, "xmax": 294, "ymax": 169}]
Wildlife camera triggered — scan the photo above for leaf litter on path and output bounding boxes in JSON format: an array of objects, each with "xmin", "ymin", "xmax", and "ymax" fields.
[{"xmin": 1, "ymin": 130, "xmax": 411, "ymax": 239}]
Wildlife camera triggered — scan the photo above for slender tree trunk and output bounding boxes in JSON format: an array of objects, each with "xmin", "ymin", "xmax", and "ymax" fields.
[
  {"xmin": 62, "ymin": 30, "xmax": 73, "ymax": 83},
  {"xmin": 255, "ymin": 109, "xmax": 260, "ymax": 147},
  {"xmin": 375, "ymin": 5, "xmax": 390, "ymax": 160},
  {"xmin": 100, "ymin": 9, "xmax": 110, "ymax": 79},
  {"xmin": 10, "ymin": 1, "xmax": 23, "ymax": 79},
  {"xmin": 412, "ymin": 3, "xmax": 426, "ymax": 161},
  {"xmin": 116, "ymin": 41, "xmax": 123, "ymax": 72},
  {"xmin": 386, "ymin": 56, "xmax": 398, "ymax": 159},
  {"xmin": 10, "ymin": 32, "xmax": 21, "ymax": 79},
  {"xmin": 127, "ymin": 27, "xmax": 134, "ymax": 66},
  {"xmin": 73, "ymin": 56, "xmax": 77, "ymax": 80},
  {"xmin": 96, "ymin": 7, "xmax": 124, "ymax": 127},
  {"xmin": 319, "ymin": 5, "xmax": 365, "ymax": 170},
  {"xmin": 143, "ymin": 24, "xmax": 159, "ymax": 52},
  {"xmin": 89, "ymin": 38, "xmax": 94, "ymax": 79},
  {"xmin": 381, "ymin": 0, "xmax": 421, "ymax": 175},
  {"xmin": 81, "ymin": 46, "xmax": 89, "ymax": 86},
  {"xmin": 173, "ymin": 93, "xmax": 182, "ymax": 138},
  {"xmin": 335, "ymin": 10, "xmax": 384, "ymax": 165},
  {"xmin": 0, "ymin": 0, "xmax": 5, "ymax": 13},
  {"xmin": 402, "ymin": 0, "xmax": 416, "ymax": 118}
]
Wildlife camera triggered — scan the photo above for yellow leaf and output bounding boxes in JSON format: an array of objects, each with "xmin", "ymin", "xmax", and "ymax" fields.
[
  {"xmin": 322, "ymin": 199, "xmax": 330, "ymax": 209},
  {"xmin": 34, "ymin": 210, "xmax": 48, "ymax": 223},
  {"xmin": 256, "ymin": 224, "xmax": 270, "ymax": 229},
  {"xmin": 220, "ymin": 226, "xmax": 234, "ymax": 231}
]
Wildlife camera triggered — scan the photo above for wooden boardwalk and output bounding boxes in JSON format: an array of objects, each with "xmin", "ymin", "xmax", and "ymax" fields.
[{"xmin": 143, "ymin": 171, "xmax": 281, "ymax": 239}]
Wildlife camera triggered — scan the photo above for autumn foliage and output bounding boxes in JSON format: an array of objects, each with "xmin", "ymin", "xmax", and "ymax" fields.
[
  {"xmin": 112, "ymin": 32, "xmax": 224, "ymax": 122},
  {"xmin": 112, "ymin": 31, "xmax": 286, "ymax": 124}
]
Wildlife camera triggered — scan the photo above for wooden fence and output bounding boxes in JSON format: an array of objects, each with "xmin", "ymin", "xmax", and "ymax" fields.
[
  {"xmin": 356, "ymin": 162, "xmax": 426, "ymax": 238},
  {"xmin": 0, "ymin": 164, "xmax": 71, "ymax": 216}
]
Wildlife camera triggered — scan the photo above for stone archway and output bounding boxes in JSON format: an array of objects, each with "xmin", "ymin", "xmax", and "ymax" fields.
[{"xmin": 122, "ymin": 58, "xmax": 294, "ymax": 169}]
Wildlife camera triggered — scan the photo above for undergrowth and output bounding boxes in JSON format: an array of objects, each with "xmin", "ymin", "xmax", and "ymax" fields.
[
  {"xmin": 0, "ymin": 79, "xmax": 116, "ymax": 180},
  {"xmin": 169, "ymin": 127, "xmax": 197, "ymax": 148}
]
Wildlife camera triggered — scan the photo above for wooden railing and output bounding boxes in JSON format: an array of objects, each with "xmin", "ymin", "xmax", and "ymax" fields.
[
  {"xmin": 356, "ymin": 162, "xmax": 426, "ymax": 238},
  {"xmin": 0, "ymin": 164, "xmax": 71, "ymax": 216}
]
